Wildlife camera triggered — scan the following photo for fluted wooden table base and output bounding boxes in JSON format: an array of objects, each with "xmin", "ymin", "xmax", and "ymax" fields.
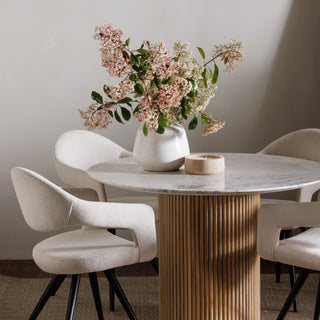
[{"xmin": 159, "ymin": 194, "xmax": 260, "ymax": 320}]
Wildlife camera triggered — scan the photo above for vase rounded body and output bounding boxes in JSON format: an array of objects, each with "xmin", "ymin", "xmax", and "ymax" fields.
[{"xmin": 133, "ymin": 124, "xmax": 190, "ymax": 171}]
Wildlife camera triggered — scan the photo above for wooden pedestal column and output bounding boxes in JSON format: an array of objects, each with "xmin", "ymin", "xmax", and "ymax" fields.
[{"xmin": 158, "ymin": 194, "xmax": 260, "ymax": 320}]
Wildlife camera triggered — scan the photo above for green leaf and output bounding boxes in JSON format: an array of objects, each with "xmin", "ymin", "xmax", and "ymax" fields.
[
  {"xmin": 141, "ymin": 64, "xmax": 150, "ymax": 72},
  {"xmin": 154, "ymin": 77, "xmax": 161, "ymax": 87},
  {"xmin": 212, "ymin": 64, "xmax": 219, "ymax": 84},
  {"xmin": 134, "ymin": 83, "xmax": 144, "ymax": 95},
  {"xmin": 108, "ymin": 110, "xmax": 113, "ymax": 117},
  {"xmin": 133, "ymin": 106, "xmax": 140, "ymax": 114},
  {"xmin": 197, "ymin": 47, "xmax": 206, "ymax": 60},
  {"xmin": 122, "ymin": 51, "xmax": 130, "ymax": 60},
  {"xmin": 202, "ymin": 69, "xmax": 208, "ymax": 88},
  {"xmin": 124, "ymin": 38, "xmax": 130, "ymax": 46},
  {"xmin": 114, "ymin": 110, "xmax": 124, "ymax": 124},
  {"xmin": 161, "ymin": 77, "xmax": 170, "ymax": 85},
  {"xmin": 143, "ymin": 123, "xmax": 148, "ymax": 136},
  {"xmin": 118, "ymin": 97, "xmax": 132, "ymax": 104},
  {"xmin": 181, "ymin": 97, "xmax": 187, "ymax": 107},
  {"xmin": 156, "ymin": 125, "xmax": 165, "ymax": 134},
  {"xmin": 181, "ymin": 105, "xmax": 188, "ymax": 120},
  {"xmin": 130, "ymin": 54, "xmax": 139, "ymax": 66},
  {"xmin": 172, "ymin": 57, "xmax": 178, "ymax": 62},
  {"xmin": 103, "ymin": 86, "xmax": 110, "ymax": 95},
  {"xmin": 120, "ymin": 107, "xmax": 131, "ymax": 121},
  {"xmin": 158, "ymin": 117, "xmax": 170, "ymax": 127},
  {"xmin": 150, "ymin": 79, "xmax": 156, "ymax": 88},
  {"xmin": 188, "ymin": 114, "xmax": 198, "ymax": 130},
  {"xmin": 129, "ymin": 74, "xmax": 138, "ymax": 82},
  {"xmin": 91, "ymin": 91, "xmax": 103, "ymax": 104},
  {"xmin": 201, "ymin": 113, "xmax": 211, "ymax": 125},
  {"xmin": 137, "ymin": 48, "xmax": 150, "ymax": 55},
  {"xmin": 187, "ymin": 79, "xmax": 197, "ymax": 97}
]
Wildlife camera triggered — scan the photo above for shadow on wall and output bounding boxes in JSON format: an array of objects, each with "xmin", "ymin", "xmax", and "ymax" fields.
[{"xmin": 257, "ymin": 0, "xmax": 320, "ymax": 147}]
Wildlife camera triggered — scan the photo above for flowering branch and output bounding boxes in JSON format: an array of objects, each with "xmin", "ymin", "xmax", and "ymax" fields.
[{"xmin": 79, "ymin": 24, "xmax": 244, "ymax": 136}]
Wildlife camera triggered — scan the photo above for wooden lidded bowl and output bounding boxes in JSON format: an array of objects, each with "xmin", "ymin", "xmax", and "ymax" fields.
[{"xmin": 185, "ymin": 154, "xmax": 225, "ymax": 175}]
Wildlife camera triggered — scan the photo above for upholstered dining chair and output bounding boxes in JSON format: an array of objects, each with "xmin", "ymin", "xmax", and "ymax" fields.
[
  {"xmin": 11, "ymin": 167, "xmax": 157, "ymax": 320},
  {"xmin": 258, "ymin": 128, "xmax": 320, "ymax": 312},
  {"xmin": 257, "ymin": 201, "xmax": 320, "ymax": 320},
  {"xmin": 54, "ymin": 129, "xmax": 159, "ymax": 310}
]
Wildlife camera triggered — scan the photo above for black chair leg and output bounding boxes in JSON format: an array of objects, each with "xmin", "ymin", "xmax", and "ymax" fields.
[
  {"xmin": 288, "ymin": 265, "xmax": 298, "ymax": 312},
  {"xmin": 65, "ymin": 274, "xmax": 81, "ymax": 320},
  {"xmin": 277, "ymin": 269, "xmax": 310, "ymax": 320},
  {"xmin": 109, "ymin": 270, "xmax": 115, "ymax": 311},
  {"xmin": 104, "ymin": 270, "xmax": 138, "ymax": 320},
  {"xmin": 51, "ymin": 274, "xmax": 67, "ymax": 296},
  {"xmin": 276, "ymin": 231, "xmax": 286, "ymax": 283},
  {"xmin": 29, "ymin": 274, "xmax": 66, "ymax": 320},
  {"xmin": 276, "ymin": 262, "xmax": 282, "ymax": 283},
  {"xmin": 151, "ymin": 258, "xmax": 159, "ymax": 274},
  {"xmin": 108, "ymin": 229, "xmax": 116, "ymax": 312},
  {"xmin": 89, "ymin": 273, "xmax": 104, "ymax": 320},
  {"xmin": 313, "ymin": 276, "xmax": 320, "ymax": 320}
]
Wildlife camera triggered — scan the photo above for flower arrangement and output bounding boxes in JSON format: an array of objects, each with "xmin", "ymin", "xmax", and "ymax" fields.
[{"xmin": 80, "ymin": 24, "xmax": 244, "ymax": 136}]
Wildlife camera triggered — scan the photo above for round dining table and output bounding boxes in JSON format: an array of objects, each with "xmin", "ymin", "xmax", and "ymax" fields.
[{"xmin": 88, "ymin": 153, "xmax": 320, "ymax": 320}]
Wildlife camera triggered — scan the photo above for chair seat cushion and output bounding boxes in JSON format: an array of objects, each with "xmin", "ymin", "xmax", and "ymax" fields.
[
  {"xmin": 110, "ymin": 196, "xmax": 158, "ymax": 221},
  {"xmin": 33, "ymin": 229, "xmax": 139, "ymax": 275},
  {"xmin": 275, "ymin": 228, "xmax": 320, "ymax": 271}
]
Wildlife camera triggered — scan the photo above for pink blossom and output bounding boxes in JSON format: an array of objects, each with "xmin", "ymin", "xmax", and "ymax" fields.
[
  {"xmin": 146, "ymin": 41, "xmax": 176, "ymax": 79},
  {"xmin": 154, "ymin": 85, "xmax": 182, "ymax": 109},
  {"xmin": 93, "ymin": 24, "xmax": 131, "ymax": 77}
]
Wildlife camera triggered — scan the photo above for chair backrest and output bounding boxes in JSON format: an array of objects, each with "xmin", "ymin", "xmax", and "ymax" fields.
[
  {"xmin": 259, "ymin": 128, "xmax": 320, "ymax": 162},
  {"xmin": 11, "ymin": 167, "xmax": 72, "ymax": 232},
  {"xmin": 54, "ymin": 130, "xmax": 130, "ymax": 171}
]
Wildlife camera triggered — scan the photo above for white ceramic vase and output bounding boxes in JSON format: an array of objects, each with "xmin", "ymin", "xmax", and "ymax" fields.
[{"xmin": 133, "ymin": 124, "xmax": 190, "ymax": 171}]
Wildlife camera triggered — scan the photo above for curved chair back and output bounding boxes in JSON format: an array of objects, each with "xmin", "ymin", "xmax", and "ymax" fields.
[
  {"xmin": 259, "ymin": 128, "xmax": 320, "ymax": 202},
  {"xmin": 259, "ymin": 128, "xmax": 320, "ymax": 162},
  {"xmin": 53, "ymin": 130, "xmax": 132, "ymax": 201},
  {"xmin": 54, "ymin": 130, "xmax": 130, "ymax": 171},
  {"xmin": 11, "ymin": 167, "xmax": 72, "ymax": 232}
]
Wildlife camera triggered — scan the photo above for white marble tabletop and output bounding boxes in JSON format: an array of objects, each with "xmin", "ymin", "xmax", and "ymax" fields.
[{"xmin": 88, "ymin": 153, "xmax": 320, "ymax": 195}]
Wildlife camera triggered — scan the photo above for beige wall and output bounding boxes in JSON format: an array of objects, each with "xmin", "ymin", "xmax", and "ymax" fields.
[{"xmin": 1, "ymin": 0, "xmax": 319, "ymax": 258}]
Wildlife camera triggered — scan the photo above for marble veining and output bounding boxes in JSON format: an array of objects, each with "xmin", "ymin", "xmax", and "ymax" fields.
[{"xmin": 88, "ymin": 153, "xmax": 320, "ymax": 195}]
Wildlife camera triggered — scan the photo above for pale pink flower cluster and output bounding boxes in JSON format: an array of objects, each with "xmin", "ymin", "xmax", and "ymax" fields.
[
  {"xmin": 202, "ymin": 119, "xmax": 225, "ymax": 136},
  {"xmin": 212, "ymin": 40, "xmax": 244, "ymax": 73},
  {"xmin": 146, "ymin": 41, "xmax": 176, "ymax": 79},
  {"xmin": 107, "ymin": 78, "xmax": 135, "ymax": 101},
  {"xmin": 134, "ymin": 78, "xmax": 192, "ymax": 131},
  {"xmin": 134, "ymin": 95, "xmax": 158, "ymax": 131},
  {"xmin": 155, "ymin": 85, "xmax": 181, "ymax": 109},
  {"xmin": 79, "ymin": 103, "xmax": 112, "ymax": 129},
  {"xmin": 93, "ymin": 24, "xmax": 131, "ymax": 77}
]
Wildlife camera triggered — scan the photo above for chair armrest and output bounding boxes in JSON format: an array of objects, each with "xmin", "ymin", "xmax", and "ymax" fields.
[
  {"xmin": 62, "ymin": 187, "xmax": 99, "ymax": 201},
  {"xmin": 69, "ymin": 199, "xmax": 157, "ymax": 262},
  {"xmin": 258, "ymin": 202, "xmax": 320, "ymax": 262},
  {"xmin": 296, "ymin": 182, "xmax": 320, "ymax": 202}
]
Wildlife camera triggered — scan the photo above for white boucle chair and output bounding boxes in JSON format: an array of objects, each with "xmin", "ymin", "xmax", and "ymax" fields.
[
  {"xmin": 257, "ymin": 202, "xmax": 320, "ymax": 320},
  {"xmin": 258, "ymin": 128, "xmax": 320, "ymax": 312},
  {"xmin": 54, "ymin": 129, "xmax": 159, "ymax": 310},
  {"xmin": 11, "ymin": 167, "xmax": 157, "ymax": 320},
  {"xmin": 53, "ymin": 129, "xmax": 158, "ymax": 213}
]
